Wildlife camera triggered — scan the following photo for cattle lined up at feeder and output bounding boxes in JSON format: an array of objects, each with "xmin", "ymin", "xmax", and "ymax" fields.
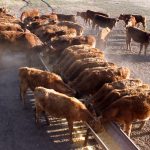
[{"xmin": 0, "ymin": 5, "xmax": 150, "ymax": 144}]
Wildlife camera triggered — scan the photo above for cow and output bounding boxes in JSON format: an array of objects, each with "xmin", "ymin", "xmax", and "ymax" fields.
[
  {"xmin": 94, "ymin": 84, "xmax": 149, "ymax": 113},
  {"xmin": 70, "ymin": 67, "xmax": 130, "ymax": 97},
  {"xmin": 0, "ymin": 31, "xmax": 45, "ymax": 55},
  {"xmin": 86, "ymin": 10, "xmax": 109, "ymax": 26},
  {"xmin": 53, "ymin": 44, "xmax": 94, "ymax": 69},
  {"xmin": 54, "ymin": 48, "xmax": 104, "ymax": 76},
  {"xmin": 57, "ymin": 21, "xmax": 84, "ymax": 36},
  {"xmin": 119, "ymin": 14, "xmax": 146, "ymax": 30},
  {"xmin": 34, "ymin": 86, "xmax": 102, "ymax": 142},
  {"xmin": 20, "ymin": 9, "xmax": 40, "ymax": 22},
  {"xmin": 91, "ymin": 78, "xmax": 143, "ymax": 104},
  {"xmin": 57, "ymin": 14, "xmax": 76, "ymax": 23},
  {"xmin": 100, "ymin": 94, "xmax": 150, "ymax": 137},
  {"xmin": 0, "ymin": 7, "xmax": 8, "ymax": 14},
  {"xmin": 40, "ymin": 13, "xmax": 58, "ymax": 21},
  {"xmin": 33, "ymin": 25, "xmax": 77, "ymax": 42},
  {"xmin": 19, "ymin": 67, "xmax": 76, "ymax": 106},
  {"xmin": 0, "ymin": 24, "xmax": 24, "ymax": 32},
  {"xmin": 63, "ymin": 58, "xmax": 110, "ymax": 81},
  {"xmin": 47, "ymin": 35, "xmax": 96, "ymax": 64},
  {"xmin": 49, "ymin": 35, "xmax": 96, "ymax": 53},
  {"xmin": 126, "ymin": 26, "xmax": 150, "ymax": 55},
  {"xmin": 92, "ymin": 14, "xmax": 118, "ymax": 30}
]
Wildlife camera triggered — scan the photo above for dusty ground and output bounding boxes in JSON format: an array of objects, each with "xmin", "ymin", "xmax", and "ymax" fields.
[{"xmin": 0, "ymin": 0, "xmax": 150, "ymax": 149}]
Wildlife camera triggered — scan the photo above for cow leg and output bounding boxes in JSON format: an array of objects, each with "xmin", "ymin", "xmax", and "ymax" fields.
[
  {"xmin": 88, "ymin": 19, "xmax": 91, "ymax": 26},
  {"xmin": 43, "ymin": 111, "xmax": 50, "ymax": 125},
  {"xmin": 92, "ymin": 22, "xmax": 95, "ymax": 29},
  {"xmin": 20, "ymin": 81, "xmax": 28, "ymax": 106},
  {"xmin": 84, "ymin": 128, "xmax": 90, "ymax": 146},
  {"xmin": 138, "ymin": 121, "xmax": 146, "ymax": 130},
  {"xmin": 126, "ymin": 36, "xmax": 131, "ymax": 51},
  {"xmin": 124, "ymin": 122, "xmax": 132, "ymax": 137},
  {"xmin": 35, "ymin": 105, "xmax": 43, "ymax": 127},
  {"xmin": 139, "ymin": 44, "xmax": 143, "ymax": 55},
  {"xmin": 67, "ymin": 119, "xmax": 73, "ymax": 143},
  {"xmin": 144, "ymin": 43, "xmax": 149, "ymax": 56}
]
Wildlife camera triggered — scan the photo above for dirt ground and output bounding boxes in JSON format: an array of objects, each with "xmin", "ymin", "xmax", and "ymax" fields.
[{"xmin": 0, "ymin": 0, "xmax": 150, "ymax": 149}]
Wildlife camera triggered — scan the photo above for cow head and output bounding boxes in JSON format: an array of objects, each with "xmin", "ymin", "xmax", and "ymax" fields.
[
  {"xmin": 0, "ymin": 7, "xmax": 8, "ymax": 13},
  {"xmin": 89, "ymin": 116, "xmax": 104, "ymax": 133}
]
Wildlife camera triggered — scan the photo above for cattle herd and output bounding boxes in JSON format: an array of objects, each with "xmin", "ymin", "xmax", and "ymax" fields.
[{"xmin": 0, "ymin": 6, "xmax": 150, "ymax": 145}]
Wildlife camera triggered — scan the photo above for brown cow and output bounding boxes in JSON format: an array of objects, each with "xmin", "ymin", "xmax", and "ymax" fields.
[
  {"xmin": 49, "ymin": 35, "xmax": 96, "ymax": 53},
  {"xmin": 33, "ymin": 25, "xmax": 76, "ymax": 42},
  {"xmin": 20, "ymin": 9, "xmax": 40, "ymax": 22},
  {"xmin": 94, "ymin": 84, "xmax": 149, "ymax": 113},
  {"xmin": 34, "ymin": 87, "xmax": 102, "ymax": 142},
  {"xmin": 63, "ymin": 58, "xmax": 109, "ymax": 81},
  {"xmin": 19, "ymin": 67, "xmax": 76, "ymax": 106},
  {"xmin": 57, "ymin": 14, "xmax": 76, "ymax": 22},
  {"xmin": 101, "ymin": 94, "xmax": 150, "ymax": 137},
  {"xmin": 70, "ymin": 67, "xmax": 130, "ymax": 97},
  {"xmin": 92, "ymin": 78, "xmax": 143, "ymax": 104},
  {"xmin": 0, "ymin": 24, "xmax": 24, "ymax": 32},
  {"xmin": 54, "ymin": 48, "xmax": 104, "ymax": 76},
  {"xmin": 40, "ymin": 13, "xmax": 58, "ymax": 21},
  {"xmin": 57, "ymin": 21, "xmax": 84, "ymax": 36},
  {"xmin": 126, "ymin": 26, "xmax": 150, "ymax": 55}
]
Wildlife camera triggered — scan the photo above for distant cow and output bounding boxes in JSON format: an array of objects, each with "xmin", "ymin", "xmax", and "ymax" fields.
[
  {"xmin": 0, "ymin": 7, "xmax": 8, "ymax": 14},
  {"xmin": 86, "ymin": 10, "xmax": 109, "ymax": 26},
  {"xmin": 57, "ymin": 21, "xmax": 84, "ymax": 36},
  {"xmin": 20, "ymin": 9, "xmax": 40, "ymax": 22},
  {"xmin": 119, "ymin": 14, "xmax": 146, "ymax": 30},
  {"xmin": 34, "ymin": 87, "xmax": 102, "ymax": 142},
  {"xmin": 92, "ymin": 14, "xmax": 118, "ymax": 30},
  {"xmin": 19, "ymin": 67, "xmax": 76, "ymax": 106},
  {"xmin": 126, "ymin": 26, "xmax": 150, "ymax": 55},
  {"xmin": 48, "ymin": 35, "xmax": 96, "ymax": 55},
  {"xmin": 40, "ymin": 13, "xmax": 58, "ymax": 21},
  {"xmin": 57, "ymin": 14, "xmax": 76, "ymax": 22}
]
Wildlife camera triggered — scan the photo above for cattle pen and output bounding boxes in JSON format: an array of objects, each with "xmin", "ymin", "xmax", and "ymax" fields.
[{"xmin": 0, "ymin": 0, "xmax": 150, "ymax": 150}]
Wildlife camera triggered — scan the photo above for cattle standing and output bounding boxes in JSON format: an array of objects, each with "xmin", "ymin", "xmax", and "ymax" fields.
[
  {"xmin": 86, "ymin": 10, "xmax": 109, "ymax": 26},
  {"xmin": 92, "ymin": 14, "xmax": 118, "ymax": 30},
  {"xmin": 126, "ymin": 26, "xmax": 150, "ymax": 55},
  {"xmin": 100, "ymin": 94, "xmax": 150, "ymax": 137},
  {"xmin": 34, "ymin": 87, "xmax": 102, "ymax": 142}
]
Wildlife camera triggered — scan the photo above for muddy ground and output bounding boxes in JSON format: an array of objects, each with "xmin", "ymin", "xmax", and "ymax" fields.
[{"xmin": 0, "ymin": 0, "xmax": 150, "ymax": 149}]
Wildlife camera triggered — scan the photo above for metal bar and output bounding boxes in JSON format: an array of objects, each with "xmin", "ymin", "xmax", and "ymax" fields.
[
  {"xmin": 38, "ymin": 54, "xmax": 49, "ymax": 71},
  {"xmin": 85, "ymin": 122, "xmax": 109, "ymax": 150},
  {"xmin": 106, "ymin": 122, "xmax": 140, "ymax": 150}
]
